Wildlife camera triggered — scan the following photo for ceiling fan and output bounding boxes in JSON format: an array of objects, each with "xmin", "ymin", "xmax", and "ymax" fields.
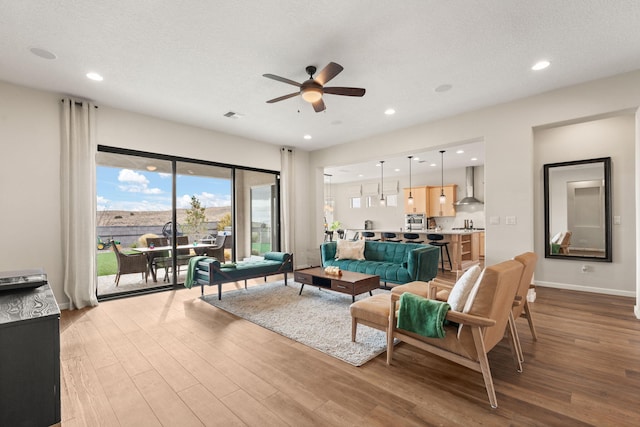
[{"xmin": 263, "ymin": 62, "xmax": 366, "ymax": 112}]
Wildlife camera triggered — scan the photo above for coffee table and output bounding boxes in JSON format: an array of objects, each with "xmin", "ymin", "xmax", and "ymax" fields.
[{"xmin": 294, "ymin": 267, "xmax": 380, "ymax": 302}]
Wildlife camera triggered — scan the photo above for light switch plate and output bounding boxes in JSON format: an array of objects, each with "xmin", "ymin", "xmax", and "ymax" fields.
[
  {"xmin": 614, "ymin": 215, "xmax": 621, "ymax": 225},
  {"xmin": 506, "ymin": 216, "xmax": 517, "ymax": 225}
]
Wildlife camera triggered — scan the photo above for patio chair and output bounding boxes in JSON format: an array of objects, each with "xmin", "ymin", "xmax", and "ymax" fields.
[
  {"xmin": 112, "ymin": 243, "xmax": 148, "ymax": 286},
  {"xmin": 146, "ymin": 237, "xmax": 170, "ymax": 282},
  {"xmin": 204, "ymin": 234, "xmax": 226, "ymax": 261}
]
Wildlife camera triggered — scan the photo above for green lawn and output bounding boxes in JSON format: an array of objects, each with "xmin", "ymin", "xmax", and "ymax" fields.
[{"xmin": 97, "ymin": 252, "xmax": 117, "ymax": 276}]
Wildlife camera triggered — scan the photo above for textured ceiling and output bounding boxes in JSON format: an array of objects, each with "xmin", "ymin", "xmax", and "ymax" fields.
[{"xmin": 1, "ymin": 0, "xmax": 640, "ymax": 158}]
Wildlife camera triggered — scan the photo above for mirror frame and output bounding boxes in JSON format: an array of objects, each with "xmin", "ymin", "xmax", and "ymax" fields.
[{"xmin": 543, "ymin": 157, "xmax": 612, "ymax": 262}]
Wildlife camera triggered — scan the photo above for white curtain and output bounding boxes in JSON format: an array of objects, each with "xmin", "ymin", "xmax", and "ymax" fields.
[
  {"xmin": 61, "ymin": 98, "xmax": 98, "ymax": 309},
  {"xmin": 280, "ymin": 147, "xmax": 295, "ymax": 255}
]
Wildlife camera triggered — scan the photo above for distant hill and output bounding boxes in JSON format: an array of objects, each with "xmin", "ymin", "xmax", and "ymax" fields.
[{"xmin": 97, "ymin": 206, "xmax": 231, "ymax": 227}]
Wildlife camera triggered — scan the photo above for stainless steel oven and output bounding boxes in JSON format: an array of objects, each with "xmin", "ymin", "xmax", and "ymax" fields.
[{"xmin": 405, "ymin": 213, "xmax": 426, "ymax": 231}]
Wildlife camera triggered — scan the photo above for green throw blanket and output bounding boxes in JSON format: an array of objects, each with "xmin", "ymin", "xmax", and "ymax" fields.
[
  {"xmin": 397, "ymin": 293, "xmax": 450, "ymax": 338},
  {"xmin": 185, "ymin": 256, "xmax": 209, "ymax": 289}
]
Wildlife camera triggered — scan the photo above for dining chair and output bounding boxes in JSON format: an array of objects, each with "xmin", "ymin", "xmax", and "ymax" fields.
[
  {"xmin": 146, "ymin": 237, "xmax": 169, "ymax": 282},
  {"xmin": 112, "ymin": 243, "xmax": 148, "ymax": 286}
]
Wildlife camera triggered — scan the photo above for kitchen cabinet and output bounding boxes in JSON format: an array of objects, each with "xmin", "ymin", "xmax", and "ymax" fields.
[
  {"xmin": 427, "ymin": 184, "xmax": 457, "ymax": 217},
  {"xmin": 479, "ymin": 232, "xmax": 485, "ymax": 258},
  {"xmin": 404, "ymin": 187, "xmax": 428, "ymax": 213}
]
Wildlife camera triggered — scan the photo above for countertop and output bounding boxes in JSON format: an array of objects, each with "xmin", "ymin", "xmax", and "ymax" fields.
[
  {"xmin": 0, "ymin": 283, "xmax": 59, "ymax": 326},
  {"xmin": 358, "ymin": 229, "xmax": 484, "ymax": 235}
]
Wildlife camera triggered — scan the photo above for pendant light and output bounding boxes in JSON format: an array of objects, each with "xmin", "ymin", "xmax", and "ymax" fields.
[
  {"xmin": 439, "ymin": 150, "xmax": 446, "ymax": 204},
  {"xmin": 407, "ymin": 155, "xmax": 414, "ymax": 205},
  {"xmin": 379, "ymin": 160, "xmax": 386, "ymax": 206}
]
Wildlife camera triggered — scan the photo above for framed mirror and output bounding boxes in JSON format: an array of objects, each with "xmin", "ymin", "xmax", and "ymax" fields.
[{"xmin": 543, "ymin": 157, "xmax": 611, "ymax": 261}]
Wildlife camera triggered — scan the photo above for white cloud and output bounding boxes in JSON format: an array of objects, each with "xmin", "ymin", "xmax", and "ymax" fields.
[
  {"xmin": 159, "ymin": 173, "xmax": 172, "ymax": 179},
  {"xmin": 177, "ymin": 192, "xmax": 231, "ymax": 209},
  {"xmin": 117, "ymin": 169, "xmax": 163, "ymax": 194},
  {"xmin": 97, "ymin": 195, "xmax": 109, "ymax": 211}
]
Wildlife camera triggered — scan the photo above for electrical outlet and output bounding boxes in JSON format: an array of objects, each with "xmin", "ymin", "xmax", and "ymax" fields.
[
  {"xmin": 505, "ymin": 216, "xmax": 517, "ymax": 225},
  {"xmin": 614, "ymin": 216, "xmax": 621, "ymax": 225},
  {"xmin": 489, "ymin": 216, "xmax": 500, "ymax": 225},
  {"xmin": 581, "ymin": 265, "xmax": 590, "ymax": 273}
]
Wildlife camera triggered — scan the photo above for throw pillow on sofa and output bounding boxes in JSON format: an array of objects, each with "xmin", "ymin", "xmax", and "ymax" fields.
[
  {"xmin": 447, "ymin": 265, "xmax": 482, "ymax": 312},
  {"xmin": 335, "ymin": 239, "xmax": 366, "ymax": 260}
]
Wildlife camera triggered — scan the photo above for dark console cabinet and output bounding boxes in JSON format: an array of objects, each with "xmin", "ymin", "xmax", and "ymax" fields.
[{"xmin": 0, "ymin": 284, "xmax": 60, "ymax": 426}]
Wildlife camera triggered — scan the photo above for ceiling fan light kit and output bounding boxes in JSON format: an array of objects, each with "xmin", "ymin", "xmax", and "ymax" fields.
[{"xmin": 263, "ymin": 62, "xmax": 365, "ymax": 113}]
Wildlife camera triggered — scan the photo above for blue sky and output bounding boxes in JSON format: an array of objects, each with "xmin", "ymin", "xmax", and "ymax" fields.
[{"xmin": 97, "ymin": 166, "xmax": 231, "ymax": 211}]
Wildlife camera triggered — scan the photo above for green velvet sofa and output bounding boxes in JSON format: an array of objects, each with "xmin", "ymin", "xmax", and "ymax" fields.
[{"xmin": 320, "ymin": 241, "xmax": 440, "ymax": 286}]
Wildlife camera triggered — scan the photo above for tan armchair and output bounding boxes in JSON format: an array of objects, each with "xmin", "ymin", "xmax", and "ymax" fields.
[
  {"xmin": 510, "ymin": 252, "xmax": 538, "ymax": 362},
  {"xmin": 387, "ymin": 259, "xmax": 524, "ymax": 408}
]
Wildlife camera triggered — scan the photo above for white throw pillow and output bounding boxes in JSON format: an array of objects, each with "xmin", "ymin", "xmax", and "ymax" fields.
[
  {"xmin": 335, "ymin": 239, "xmax": 365, "ymax": 260},
  {"xmin": 447, "ymin": 265, "xmax": 482, "ymax": 312},
  {"xmin": 457, "ymin": 268, "xmax": 485, "ymax": 338}
]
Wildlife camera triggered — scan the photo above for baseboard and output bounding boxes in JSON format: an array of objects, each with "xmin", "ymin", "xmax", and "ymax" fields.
[
  {"xmin": 535, "ymin": 280, "xmax": 636, "ymax": 298},
  {"xmin": 634, "ymin": 305, "xmax": 640, "ymax": 320},
  {"xmin": 58, "ymin": 301, "xmax": 71, "ymax": 310}
]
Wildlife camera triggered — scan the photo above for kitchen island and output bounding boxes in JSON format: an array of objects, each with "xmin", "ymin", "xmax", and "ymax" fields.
[{"xmin": 354, "ymin": 229, "xmax": 482, "ymax": 276}]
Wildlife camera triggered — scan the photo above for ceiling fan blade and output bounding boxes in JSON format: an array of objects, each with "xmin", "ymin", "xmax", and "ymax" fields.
[
  {"xmin": 263, "ymin": 74, "xmax": 301, "ymax": 87},
  {"xmin": 312, "ymin": 98, "xmax": 326, "ymax": 113},
  {"xmin": 315, "ymin": 62, "xmax": 343, "ymax": 86},
  {"xmin": 323, "ymin": 87, "xmax": 366, "ymax": 97},
  {"xmin": 266, "ymin": 92, "xmax": 299, "ymax": 103}
]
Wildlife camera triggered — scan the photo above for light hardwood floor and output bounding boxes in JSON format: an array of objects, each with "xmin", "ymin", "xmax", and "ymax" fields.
[{"xmin": 59, "ymin": 276, "xmax": 640, "ymax": 426}]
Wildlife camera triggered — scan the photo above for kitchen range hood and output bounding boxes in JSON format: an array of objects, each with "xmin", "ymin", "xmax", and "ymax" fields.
[{"xmin": 455, "ymin": 166, "xmax": 484, "ymax": 205}]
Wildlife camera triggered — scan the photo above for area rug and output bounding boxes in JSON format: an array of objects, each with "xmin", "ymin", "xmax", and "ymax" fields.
[{"xmin": 201, "ymin": 281, "xmax": 388, "ymax": 366}]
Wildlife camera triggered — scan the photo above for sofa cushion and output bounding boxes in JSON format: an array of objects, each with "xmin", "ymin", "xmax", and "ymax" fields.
[
  {"xmin": 335, "ymin": 239, "xmax": 365, "ymax": 260},
  {"xmin": 447, "ymin": 265, "xmax": 482, "ymax": 311}
]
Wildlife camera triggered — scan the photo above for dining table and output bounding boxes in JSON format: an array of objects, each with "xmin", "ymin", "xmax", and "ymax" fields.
[{"xmin": 134, "ymin": 243, "xmax": 216, "ymax": 282}]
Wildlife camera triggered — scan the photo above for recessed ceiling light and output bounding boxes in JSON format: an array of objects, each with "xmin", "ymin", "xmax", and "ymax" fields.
[
  {"xmin": 86, "ymin": 72, "xmax": 103, "ymax": 81},
  {"xmin": 146, "ymin": 165, "xmax": 157, "ymax": 171},
  {"xmin": 435, "ymin": 84, "xmax": 452, "ymax": 93},
  {"xmin": 394, "ymin": 168, "xmax": 400, "ymax": 172},
  {"xmin": 430, "ymin": 163, "xmax": 437, "ymax": 167},
  {"xmin": 531, "ymin": 60, "xmax": 550, "ymax": 71},
  {"xmin": 358, "ymin": 174, "xmax": 364, "ymax": 177},
  {"xmin": 413, "ymin": 157, "xmax": 420, "ymax": 161},
  {"xmin": 384, "ymin": 108, "xmax": 396, "ymax": 115},
  {"xmin": 456, "ymin": 150, "xmax": 464, "ymax": 154},
  {"xmin": 471, "ymin": 157, "xmax": 478, "ymax": 161},
  {"xmin": 303, "ymin": 134, "xmax": 312, "ymax": 140},
  {"xmin": 29, "ymin": 47, "xmax": 56, "ymax": 60}
]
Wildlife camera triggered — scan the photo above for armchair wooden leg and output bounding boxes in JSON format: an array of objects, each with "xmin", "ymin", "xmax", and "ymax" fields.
[
  {"xmin": 508, "ymin": 312, "xmax": 524, "ymax": 368},
  {"xmin": 351, "ymin": 318, "xmax": 357, "ymax": 342},
  {"xmin": 471, "ymin": 327, "xmax": 498, "ymax": 409},
  {"xmin": 524, "ymin": 300, "xmax": 538, "ymax": 341},
  {"xmin": 386, "ymin": 299, "xmax": 396, "ymax": 365}
]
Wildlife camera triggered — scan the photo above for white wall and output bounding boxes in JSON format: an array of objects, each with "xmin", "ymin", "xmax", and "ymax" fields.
[
  {"xmin": 308, "ymin": 71, "xmax": 640, "ymax": 303},
  {"xmin": 534, "ymin": 115, "xmax": 636, "ymax": 295},
  {"xmin": 0, "ymin": 81, "xmax": 311, "ymax": 306},
  {"xmin": 0, "ymin": 82, "xmax": 63, "ymax": 302}
]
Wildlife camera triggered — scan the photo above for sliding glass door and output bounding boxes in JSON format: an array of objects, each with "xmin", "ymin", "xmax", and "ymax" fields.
[{"xmin": 95, "ymin": 146, "xmax": 280, "ymax": 299}]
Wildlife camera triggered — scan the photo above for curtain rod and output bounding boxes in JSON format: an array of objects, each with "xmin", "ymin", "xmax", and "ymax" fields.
[{"xmin": 60, "ymin": 99, "xmax": 98, "ymax": 108}]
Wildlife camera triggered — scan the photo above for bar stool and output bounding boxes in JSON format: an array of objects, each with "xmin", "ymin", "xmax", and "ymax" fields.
[
  {"xmin": 426, "ymin": 233, "xmax": 452, "ymax": 272},
  {"xmin": 362, "ymin": 231, "xmax": 380, "ymax": 241},
  {"xmin": 381, "ymin": 232, "xmax": 402, "ymax": 242},
  {"xmin": 403, "ymin": 233, "xmax": 424, "ymax": 244}
]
